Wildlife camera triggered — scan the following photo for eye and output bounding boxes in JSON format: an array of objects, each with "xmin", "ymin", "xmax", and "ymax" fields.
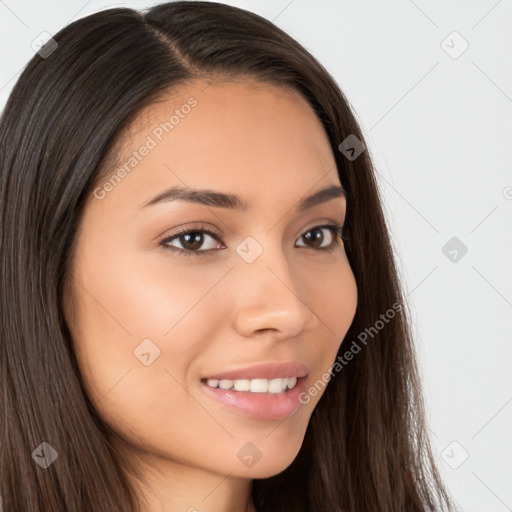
[
  {"xmin": 295, "ymin": 223, "xmax": 345, "ymax": 252},
  {"xmin": 160, "ymin": 224, "xmax": 224, "ymax": 257},
  {"xmin": 159, "ymin": 222, "xmax": 346, "ymax": 257}
]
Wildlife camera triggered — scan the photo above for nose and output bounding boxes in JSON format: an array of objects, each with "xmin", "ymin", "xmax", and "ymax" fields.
[{"xmin": 229, "ymin": 245, "xmax": 320, "ymax": 340}]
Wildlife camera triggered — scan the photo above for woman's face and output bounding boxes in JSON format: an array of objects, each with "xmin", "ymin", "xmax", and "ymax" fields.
[{"xmin": 64, "ymin": 80, "xmax": 357, "ymax": 480}]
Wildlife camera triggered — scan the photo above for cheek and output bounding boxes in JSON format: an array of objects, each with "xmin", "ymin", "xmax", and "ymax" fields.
[
  {"xmin": 304, "ymin": 254, "xmax": 358, "ymax": 342},
  {"xmin": 73, "ymin": 245, "xmax": 221, "ymax": 338},
  {"xmin": 300, "ymin": 257, "xmax": 358, "ymax": 400},
  {"xmin": 67, "ymin": 249, "xmax": 242, "ymax": 470},
  {"xmin": 320, "ymin": 262, "xmax": 357, "ymax": 330},
  {"xmin": 68, "ymin": 243, "xmax": 230, "ymax": 389}
]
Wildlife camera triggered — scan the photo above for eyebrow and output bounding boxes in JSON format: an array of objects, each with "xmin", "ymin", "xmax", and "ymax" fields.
[{"xmin": 142, "ymin": 184, "xmax": 346, "ymax": 212}]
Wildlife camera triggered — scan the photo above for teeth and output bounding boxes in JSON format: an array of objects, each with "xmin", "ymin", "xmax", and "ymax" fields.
[
  {"xmin": 267, "ymin": 379, "xmax": 282, "ymax": 393},
  {"xmin": 219, "ymin": 379, "xmax": 233, "ymax": 390},
  {"xmin": 206, "ymin": 377, "xmax": 298, "ymax": 393},
  {"xmin": 234, "ymin": 379, "xmax": 250, "ymax": 391},
  {"xmin": 287, "ymin": 377, "xmax": 297, "ymax": 389},
  {"xmin": 250, "ymin": 378, "xmax": 268, "ymax": 393}
]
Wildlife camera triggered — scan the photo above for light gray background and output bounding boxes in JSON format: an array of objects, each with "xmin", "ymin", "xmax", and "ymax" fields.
[{"xmin": 1, "ymin": 1, "xmax": 511, "ymax": 511}]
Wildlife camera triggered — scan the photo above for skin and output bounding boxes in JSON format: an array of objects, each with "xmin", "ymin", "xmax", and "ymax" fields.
[{"xmin": 63, "ymin": 79, "xmax": 358, "ymax": 512}]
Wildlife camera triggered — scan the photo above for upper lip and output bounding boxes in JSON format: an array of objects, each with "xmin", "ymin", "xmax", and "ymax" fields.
[{"xmin": 202, "ymin": 361, "xmax": 310, "ymax": 381}]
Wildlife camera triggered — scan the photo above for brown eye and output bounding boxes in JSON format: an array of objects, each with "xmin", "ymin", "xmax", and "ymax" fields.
[
  {"xmin": 301, "ymin": 227, "xmax": 329, "ymax": 248},
  {"xmin": 176, "ymin": 232, "xmax": 207, "ymax": 251},
  {"xmin": 295, "ymin": 224, "xmax": 344, "ymax": 252},
  {"xmin": 160, "ymin": 226, "xmax": 224, "ymax": 256}
]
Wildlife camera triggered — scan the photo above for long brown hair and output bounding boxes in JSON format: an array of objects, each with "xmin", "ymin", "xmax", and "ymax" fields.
[{"xmin": 0, "ymin": 2, "xmax": 456, "ymax": 510}]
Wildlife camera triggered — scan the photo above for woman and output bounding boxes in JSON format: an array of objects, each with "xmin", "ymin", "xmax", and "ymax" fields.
[{"xmin": 0, "ymin": 2, "xmax": 456, "ymax": 511}]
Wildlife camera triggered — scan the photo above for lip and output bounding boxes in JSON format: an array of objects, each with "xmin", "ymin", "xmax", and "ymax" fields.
[
  {"xmin": 200, "ymin": 374, "xmax": 309, "ymax": 420},
  {"xmin": 202, "ymin": 361, "xmax": 310, "ymax": 381}
]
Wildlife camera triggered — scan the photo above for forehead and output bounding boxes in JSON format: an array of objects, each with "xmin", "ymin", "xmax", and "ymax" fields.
[{"xmin": 93, "ymin": 80, "xmax": 338, "ymax": 213}]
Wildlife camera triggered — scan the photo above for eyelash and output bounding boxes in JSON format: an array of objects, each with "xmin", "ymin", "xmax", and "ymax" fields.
[{"xmin": 159, "ymin": 222, "xmax": 347, "ymax": 257}]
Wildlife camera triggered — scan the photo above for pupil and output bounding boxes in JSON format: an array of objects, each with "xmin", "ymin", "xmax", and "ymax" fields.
[
  {"xmin": 182, "ymin": 232, "xmax": 203, "ymax": 250},
  {"xmin": 305, "ymin": 229, "xmax": 323, "ymax": 248}
]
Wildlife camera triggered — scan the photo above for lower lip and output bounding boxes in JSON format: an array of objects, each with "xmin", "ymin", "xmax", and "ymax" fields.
[{"xmin": 200, "ymin": 376, "xmax": 308, "ymax": 420}]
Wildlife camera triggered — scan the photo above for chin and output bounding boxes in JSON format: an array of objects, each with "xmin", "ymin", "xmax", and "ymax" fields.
[{"xmin": 223, "ymin": 434, "xmax": 305, "ymax": 479}]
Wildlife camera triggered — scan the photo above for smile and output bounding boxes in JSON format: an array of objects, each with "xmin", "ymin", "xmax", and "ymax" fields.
[
  {"xmin": 204, "ymin": 377, "xmax": 298, "ymax": 394},
  {"xmin": 200, "ymin": 375, "xmax": 308, "ymax": 420}
]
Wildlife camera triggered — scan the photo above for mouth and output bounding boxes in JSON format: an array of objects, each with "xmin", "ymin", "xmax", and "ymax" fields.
[
  {"xmin": 201, "ymin": 376, "xmax": 299, "ymax": 394},
  {"xmin": 199, "ymin": 373, "xmax": 309, "ymax": 420}
]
